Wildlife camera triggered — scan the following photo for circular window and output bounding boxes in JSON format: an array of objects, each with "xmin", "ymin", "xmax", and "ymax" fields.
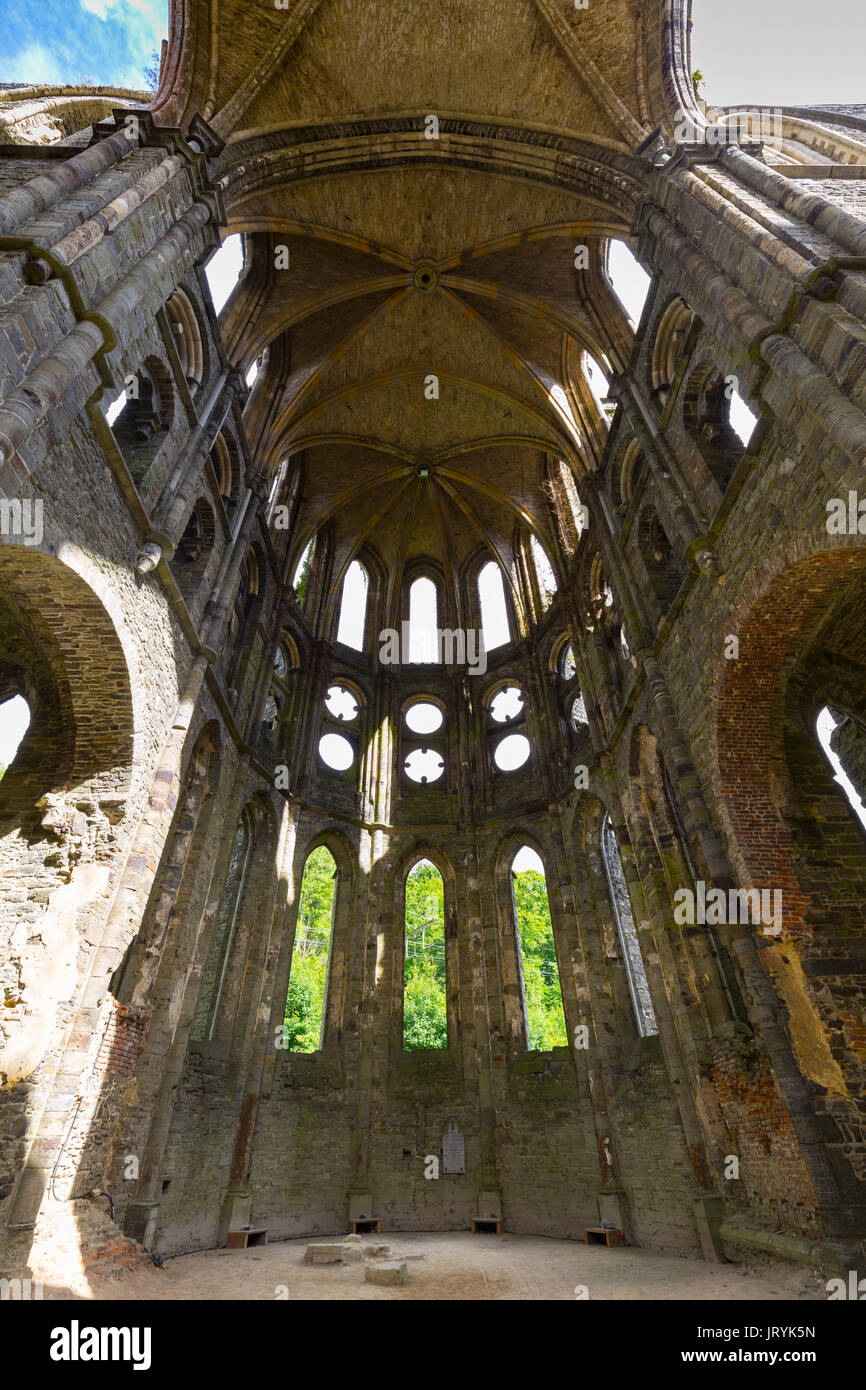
[
  {"xmin": 560, "ymin": 644, "xmax": 577, "ymax": 680},
  {"xmin": 319, "ymin": 733, "xmax": 354, "ymax": 771},
  {"xmin": 405, "ymin": 701, "xmax": 443, "ymax": 735},
  {"xmin": 325, "ymin": 685, "xmax": 359, "ymax": 721},
  {"xmin": 404, "ymin": 748, "xmax": 444, "ymax": 784},
  {"xmin": 489, "ymin": 686, "xmax": 524, "ymax": 723},
  {"xmin": 494, "ymin": 733, "xmax": 530, "ymax": 771}
]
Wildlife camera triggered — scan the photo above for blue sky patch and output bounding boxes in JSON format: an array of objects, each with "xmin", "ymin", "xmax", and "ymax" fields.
[{"xmin": 2, "ymin": 0, "xmax": 168, "ymax": 90}]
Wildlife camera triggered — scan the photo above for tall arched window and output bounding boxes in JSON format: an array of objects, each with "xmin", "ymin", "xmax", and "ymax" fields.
[
  {"xmin": 478, "ymin": 560, "xmax": 510, "ymax": 652},
  {"xmin": 336, "ymin": 560, "xmax": 369, "ymax": 650},
  {"xmin": 584, "ymin": 352, "xmax": 610, "ymax": 413},
  {"xmin": 403, "ymin": 859, "xmax": 447, "ymax": 1050},
  {"xmin": 191, "ymin": 807, "xmax": 253, "ymax": 1042},
  {"xmin": 284, "ymin": 846, "xmax": 337, "ymax": 1052},
  {"xmin": 511, "ymin": 846, "xmax": 567, "ymax": 1050},
  {"xmin": 0, "ymin": 694, "xmax": 30, "ymax": 780},
  {"xmin": 205, "ymin": 233, "xmax": 243, "ymax": 314},
  {"xmin": 607, "ymin": 239, "xmax": 651, "ymax": 328},
  {"xmin": 601, "ymin": 815, "xmax": 658, "ymax": 1037},
  {"xmin": 408, "ymin": 576, "xmax": 439, "ymax": 663},
  {"xmin": 293, "ymin": 537, "xmax": 315, "ymax": 607},
  {"xmin": 817, "ymin": 706, "xmax": 866, "ymax": 830},
  {"xmin": 559, "ymin": 461, "xmax": 586, "ymax": 541},
  {"xmin": 530, "ymin": 536, "xmax": 557, "ymax": 611}
]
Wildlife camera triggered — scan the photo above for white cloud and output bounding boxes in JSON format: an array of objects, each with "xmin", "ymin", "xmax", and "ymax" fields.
[
  {"xmin": 79, "ymin": 0, "xmax": 161, "ymax": 18},
  {"xmin": 4, "ymin": 42, "xmax": 69, "ymax": 85}
]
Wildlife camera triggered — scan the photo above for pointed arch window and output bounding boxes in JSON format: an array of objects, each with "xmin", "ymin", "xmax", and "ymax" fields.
[
  {"xmin": 530, "ymin": 536, "xmax": 557, "ymax": 611},
  {"xmin": 817, "ymin": 706, "xmax": 866, "ymax": 831},
  {"xmin": 584, "ymin": 352, "xmax": 610, "ymax": 413},
  {"xmin": 284, "ymin": 846, "xmax": 337, "ymax": 1052},
  {"xmin": 205, "ymin": 233, "xmax": 243, "ymax": 314},
  {"xmin": 511, "ymin": 846, "xmax": 567, "ymax": 1050},
  {"xmin": 293, "ymin": 537, "xmax": 315, "ymax": 607},
  {"xmin": 601, "ymin": 815, "xmax": 658, "ymax": 1037},
  {"xmin": 336, "ymin": 560, "xmax": 369, "ymax": 650},
  {"xmin": 0, "ymin": 694, "xmax": 31, "ymax": 781},
  {"xmin": 478, "ymin": 560, "xmax": 510, "ymax": 652},
  {"xmin": 408, "ymin": 576, "xmax": 439, "ymax": 663},
  {"xmin": 403, "ymin": 859, "xmax": 447, "ymax": 1050},
  {"xmin": 559, "ymin": 461, "xmax": 586, "ymax": 540},
  {"xmin": 607, "ymin": 239, "xmax": 651, "ymax": 328},
  {"xmin": 192, "ymin": 807, "xmax": 253, "ymax": 1042}
]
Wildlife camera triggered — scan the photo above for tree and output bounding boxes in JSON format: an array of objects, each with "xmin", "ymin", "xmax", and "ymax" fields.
[
  {"xmin": 403, "ymin": 860, "xmax": 447, "ymax": 1049},
  {"xmin": 143, "ymin": 51, "xmax": 161, "ymax": 91},
  {"xmin": 283, "ymin": 846, "xmax": 336, "ymax": 1051},
  {"xmin": 513, "ymin": 868, "xmax": 568, "ymax": 1049},
  {"xmin": 403, "ymin": 958, "xmax": 447, "ymax": 1050}
]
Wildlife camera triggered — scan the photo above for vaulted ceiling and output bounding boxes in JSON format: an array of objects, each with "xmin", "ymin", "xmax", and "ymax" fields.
[{"xmin": 154, "ymin": 0, "xmax": 676, "ymax": 593}]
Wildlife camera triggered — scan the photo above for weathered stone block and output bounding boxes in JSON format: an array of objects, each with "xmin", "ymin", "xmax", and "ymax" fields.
[{"xmin": 364, "ymin": 1260, "xmax": 407, "ymax": 1286}]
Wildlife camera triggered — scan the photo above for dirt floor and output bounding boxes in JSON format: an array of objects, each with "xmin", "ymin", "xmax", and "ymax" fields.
[{"xmin": 71, "ymin": 1232, "xmax": 826, "ymax": 1301}]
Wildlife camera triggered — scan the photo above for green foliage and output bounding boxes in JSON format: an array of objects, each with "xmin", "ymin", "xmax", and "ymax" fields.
[
  {"xmin": 403, "ymin": 958, "xmax": 448, "ymax": 1050},
  {"xmin": 294, "ymin": 542, "xmax": 314, "ymax": 606},
  {"xmin": 692, "ymin": 69, "xmax": 704, "ymax": 95},
  {"xmin": 282, "ymin": 854, "xmax": 566, "ymax": 1054},
  {"xmin": 283, "ymin": 846, "xmax": 336, "ymax": 1052},
  {"xmin": 513, "ymin": 869, "xmax": 568, "ymax": 1050},
  {"xmin": 403, "ymin": 860, "xmax": 447, "ymax": 1050}
]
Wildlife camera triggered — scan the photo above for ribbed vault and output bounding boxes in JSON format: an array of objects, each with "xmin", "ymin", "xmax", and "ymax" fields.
[{"xmin": 153, "ymin": 0, "xmax": 671, "ymax": 618}]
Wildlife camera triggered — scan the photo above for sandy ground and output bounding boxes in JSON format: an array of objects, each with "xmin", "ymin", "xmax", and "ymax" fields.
[{"xmin": 67, "ymin": 1232, "xmax": 826, "ymax": 1301}]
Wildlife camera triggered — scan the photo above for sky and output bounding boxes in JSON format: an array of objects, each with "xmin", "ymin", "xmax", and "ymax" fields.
[
  {"xmin": 1, "ymin": 0, "xmax": 167, "ymax": 89},
  {"xmin": 2, "ymin": 1, "xmax": 861, "ymax": 103},
  {"xmin": 692, "ymin": 0, "xmax": 865, "ymax": 106}
]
